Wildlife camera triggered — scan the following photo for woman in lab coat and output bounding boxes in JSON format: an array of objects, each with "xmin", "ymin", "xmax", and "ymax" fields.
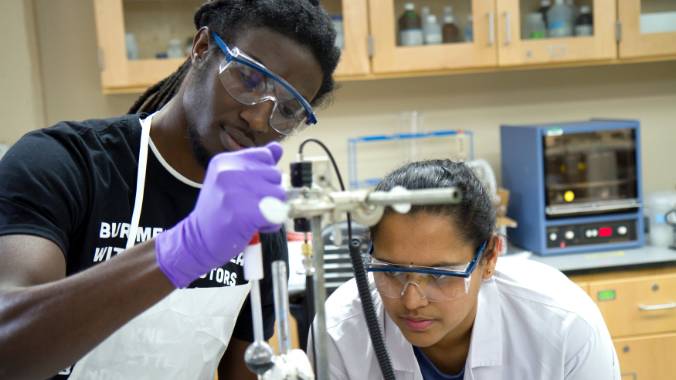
[{"xmin": 319, "ymin": 160, "xmax": 620, "ymax": 380}]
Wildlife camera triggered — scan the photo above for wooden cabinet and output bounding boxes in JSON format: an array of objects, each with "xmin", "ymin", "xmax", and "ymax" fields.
[
  {"xmin": 325, "ymin": 0, "xmax": 371, "ymax": 78},
  {"xmin": 92, "ymin": 0, "xmax": 369, "ymax": 93},
  {"xmin": 93, "ymin": 0, "xmax": 199, "ymax": 94},
  {"xmin": 614, "ymin": 333, "xmax": 676, "ymax": 380},
  {"xmin": 368, "ymin": 0, "xmax": 618, "ymax": 73},
  {"xmin": 618, "ymin": 0, "xmax": 676, "ymax": 59},
  {"xmin": 496, "ymin": 0, "xmax": 616, "ymax": 66},
  {"xmin": 590, "ymin": 273, "xmax": 676, "ymax": 337},
  {"xmin": 369, "ymin": 0, "xmax": 497, "ymax": 73},
  {"xmin": 93, "ymin": 0, "xmax": 676, "ymax": 93},
  {"xmin": 571, "ymin": 267, "xmax": 676, "ymax": 380}
]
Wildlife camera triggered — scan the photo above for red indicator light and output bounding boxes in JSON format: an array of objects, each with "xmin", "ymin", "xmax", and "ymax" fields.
[{"xmin": 599, "ymin": 227, "xmax": 613, "ymax": 237}]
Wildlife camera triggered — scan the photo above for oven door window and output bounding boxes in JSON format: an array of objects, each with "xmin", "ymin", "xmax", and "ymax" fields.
[{"xmin": 543, "ymin": 129, "xmax": 639, "ymax": 217}]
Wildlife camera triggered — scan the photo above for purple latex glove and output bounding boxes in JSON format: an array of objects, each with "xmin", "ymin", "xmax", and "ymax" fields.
[{"xmin": 155, "ymin": 142, "xmax": 286, "ymax": 288}]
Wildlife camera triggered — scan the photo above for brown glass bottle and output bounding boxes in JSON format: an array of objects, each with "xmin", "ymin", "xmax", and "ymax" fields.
[{"xmin": 442, "ymin": 16, "xmax": 460, "ymax": 43}]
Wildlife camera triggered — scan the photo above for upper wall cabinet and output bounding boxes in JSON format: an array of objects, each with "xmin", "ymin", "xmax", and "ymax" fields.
[
  {"xmin": 93, "ymin": 0, "xmax": 676, "ymax": 94},
  {"xmin": 322, "ymin": 0, "xmax": 372, "ymax": 77},
  {"xmin": 618, "ymin": 0, "xmax": 676, "ymax": 59},
  {"xmin": 94, "ymin": 0, "xmax": 201, "ymax": 94},
  {"xmin": 496, "ymin": 0, "xmax": 617, "ymax": 66},
  {"xmin": 92, "ymin": 0, "xmax": 369, "ymax": 93},
  {"xmin": 368, "ymin": 0, "xmax": 497, "ymax": 73},
  {"xmin": 369, "ymin": 0, "xmax": 617, "ymax": 73}
]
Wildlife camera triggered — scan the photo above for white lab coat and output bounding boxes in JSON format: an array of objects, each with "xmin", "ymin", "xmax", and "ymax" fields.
[{"xmin": 315, "ymin": 258, "xmax": 620, "ymax": 380}]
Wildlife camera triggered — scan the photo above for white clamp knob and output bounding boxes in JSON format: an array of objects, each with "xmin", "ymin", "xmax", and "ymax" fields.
[{"xmin": 259, "ymin": 196, "xmax": 290, "ymax": 224}]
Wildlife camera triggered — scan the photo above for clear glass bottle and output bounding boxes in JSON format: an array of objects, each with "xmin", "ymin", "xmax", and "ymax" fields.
[
  {"xmin": 167, "ymin": 38, "xmax": 184, "ymax": 59},
  {"xmin": 547, "ymin": 0, "xmax": 573, "ymax": 37},
  {"xmin": 424, "ymin": 14, "xmax": 443, "ymax": 44},
  {"xmin": 125, "ymin": 33, "xmax": 139, "ymax": 60},
  {"xmin": 464, "ymin": 14, "xmax": 474, "ymax": 42},
  {"xmin": 332, "ymin": 15, "xmax": 344, "ymax": 49},
  {"xmin": 525, "ymin": 12, "xmax": 547, "ymax": 39},
  {"xmin": 421, "ymin": 6, "xmax": 431, "ymax": 34}
]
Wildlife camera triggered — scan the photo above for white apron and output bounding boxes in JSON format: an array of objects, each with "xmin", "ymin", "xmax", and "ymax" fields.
[{"xmin": 69, "ymin": 114, "xmax": 251, "ymax": 380}]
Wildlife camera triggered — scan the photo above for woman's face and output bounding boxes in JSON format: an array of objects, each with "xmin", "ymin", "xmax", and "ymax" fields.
[{"xmin": 371, "ymin": 211, "xmax": 494, "ymax": 349}]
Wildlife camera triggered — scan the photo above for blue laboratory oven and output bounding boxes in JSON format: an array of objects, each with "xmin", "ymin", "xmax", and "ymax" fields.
[{"xmin": 500, "ymin": 120, "xmax": 644, "ymax": 255}]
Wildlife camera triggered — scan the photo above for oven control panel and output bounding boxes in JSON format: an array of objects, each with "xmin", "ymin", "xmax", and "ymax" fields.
[{"xmin": 546, "ymin": 220, "xmax": 637, "ymax": 249}]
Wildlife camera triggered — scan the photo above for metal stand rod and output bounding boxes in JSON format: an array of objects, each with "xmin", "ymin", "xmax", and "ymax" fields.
[
  {"xmin": 304, "ymin": 274, "xmax": 314, "ymax": 352},
  {"xmin": 310, "ymin": 216, "xmax": 328, "ymax": 380},
  {"xmin": 366, "ymin": 188, "xmax": 460, "ymax": 205},
  {"xmin": 272, "ymin": 261, "xmax": 291, "ymax": 355}
]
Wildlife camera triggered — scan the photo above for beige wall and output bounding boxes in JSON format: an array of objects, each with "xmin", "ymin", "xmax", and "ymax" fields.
[
  {"xmin": 0, "ymin": 0, "xmax": 45, "ymax": 145},
  {"xmin": 288, "ymin": 61, "xmax": 676, "ymax": 193},
  {"xmin": 4, "ymin": 0, "xmax": 676, "ymax": 194},
  {"xmin": 33, "ymin": 0, "xmax": 137, "ymax": 124}
]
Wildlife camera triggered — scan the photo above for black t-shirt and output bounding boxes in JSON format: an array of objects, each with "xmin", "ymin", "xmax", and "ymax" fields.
[{"xmin": 0, "ymin": 114, "xmax": 287, "ymax": 378}]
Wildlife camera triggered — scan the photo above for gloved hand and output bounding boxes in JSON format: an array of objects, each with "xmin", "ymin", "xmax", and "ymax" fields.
[{"xmin": 155, "ymin": 142, "xmax": 286, "ymax": 288}]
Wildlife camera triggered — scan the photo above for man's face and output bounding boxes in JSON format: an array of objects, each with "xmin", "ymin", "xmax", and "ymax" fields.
[{"xmin": 183, "ymin": 27, "xmax": 323, "ymax": 168}]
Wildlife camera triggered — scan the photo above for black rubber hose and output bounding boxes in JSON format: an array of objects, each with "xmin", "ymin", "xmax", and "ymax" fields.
[
  {"xmin": 346, "ymin": 217, "xmax": 395, "ymax": 380},
  {"xmin": 300, "ymin": 139, "xmax": 394, "ymax": 380}
]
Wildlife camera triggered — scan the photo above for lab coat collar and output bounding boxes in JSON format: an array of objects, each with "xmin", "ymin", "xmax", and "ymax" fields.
[
  {"xmin": 369, "ymin": 277, "xmax": 419, "ymax": 377},
  {"xmin": 380, "ymin": 277, "xmax": 503, "ymax": 376},
  {"xmin": 384, "ymin": 309, "xmax": 419, "ymax": 375},
  {"xmin": 467, "ymin": 277, "xmax": 503, "ymax": 369}
]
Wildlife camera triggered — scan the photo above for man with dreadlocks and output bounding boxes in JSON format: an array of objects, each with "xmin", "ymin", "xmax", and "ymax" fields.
[{"xmin": 0, "ymin": 1, "xmax": 339, "ymax": 379}]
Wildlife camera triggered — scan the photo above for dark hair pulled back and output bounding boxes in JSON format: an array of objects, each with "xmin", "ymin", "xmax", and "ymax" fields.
[{"xmin": 370, "ymin": 160, "xmax": 496, "ymax": 250}]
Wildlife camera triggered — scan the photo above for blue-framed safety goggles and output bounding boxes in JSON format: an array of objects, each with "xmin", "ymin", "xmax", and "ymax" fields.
[
  {"xmin": 364, "ymin": 240, "xmax": 488, "ymax": 301},
  {"xmin": 211, "ymin": 32, "xmax": 317, "ymax": 136}
]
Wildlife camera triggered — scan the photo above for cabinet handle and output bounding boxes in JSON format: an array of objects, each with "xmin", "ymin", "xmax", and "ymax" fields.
[
  {"xmin": 638, "ymin": 301, "xmax": 676, "ymax": 311},
  {"xmin": 487, "ymin": 12, "xmax": 495, "ymax": 46},
  {"xmin": 503, "ymin": 12, "xmax": 511, "ymax": 46}
]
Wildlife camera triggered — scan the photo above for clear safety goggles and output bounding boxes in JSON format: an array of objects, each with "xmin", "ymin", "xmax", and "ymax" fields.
[
  {"xmin": 364, "ymin": 241, "xmax": 487, "ymax": 302},
  {"xmin": 212, "ymin": 32, "xmax": 317, "ymax": 136}
]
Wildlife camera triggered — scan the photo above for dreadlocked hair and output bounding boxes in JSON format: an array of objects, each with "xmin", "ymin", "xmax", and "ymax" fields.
[
  {"xmin": 129, "ymin": 0, "xmax": 340, "ymax": 114},
  {"xmin": 128, "ymin": 59, "xmax": 191, "ymax": 114}
]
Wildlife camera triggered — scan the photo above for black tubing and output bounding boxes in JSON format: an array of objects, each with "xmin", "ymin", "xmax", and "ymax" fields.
[
  {"xmin": 299, "ymin": 139, "xmax": 394, "ymax": 380},
  {"xmin": 346, "ymin": 216, "xmax": 395, "ymax": 380}
]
